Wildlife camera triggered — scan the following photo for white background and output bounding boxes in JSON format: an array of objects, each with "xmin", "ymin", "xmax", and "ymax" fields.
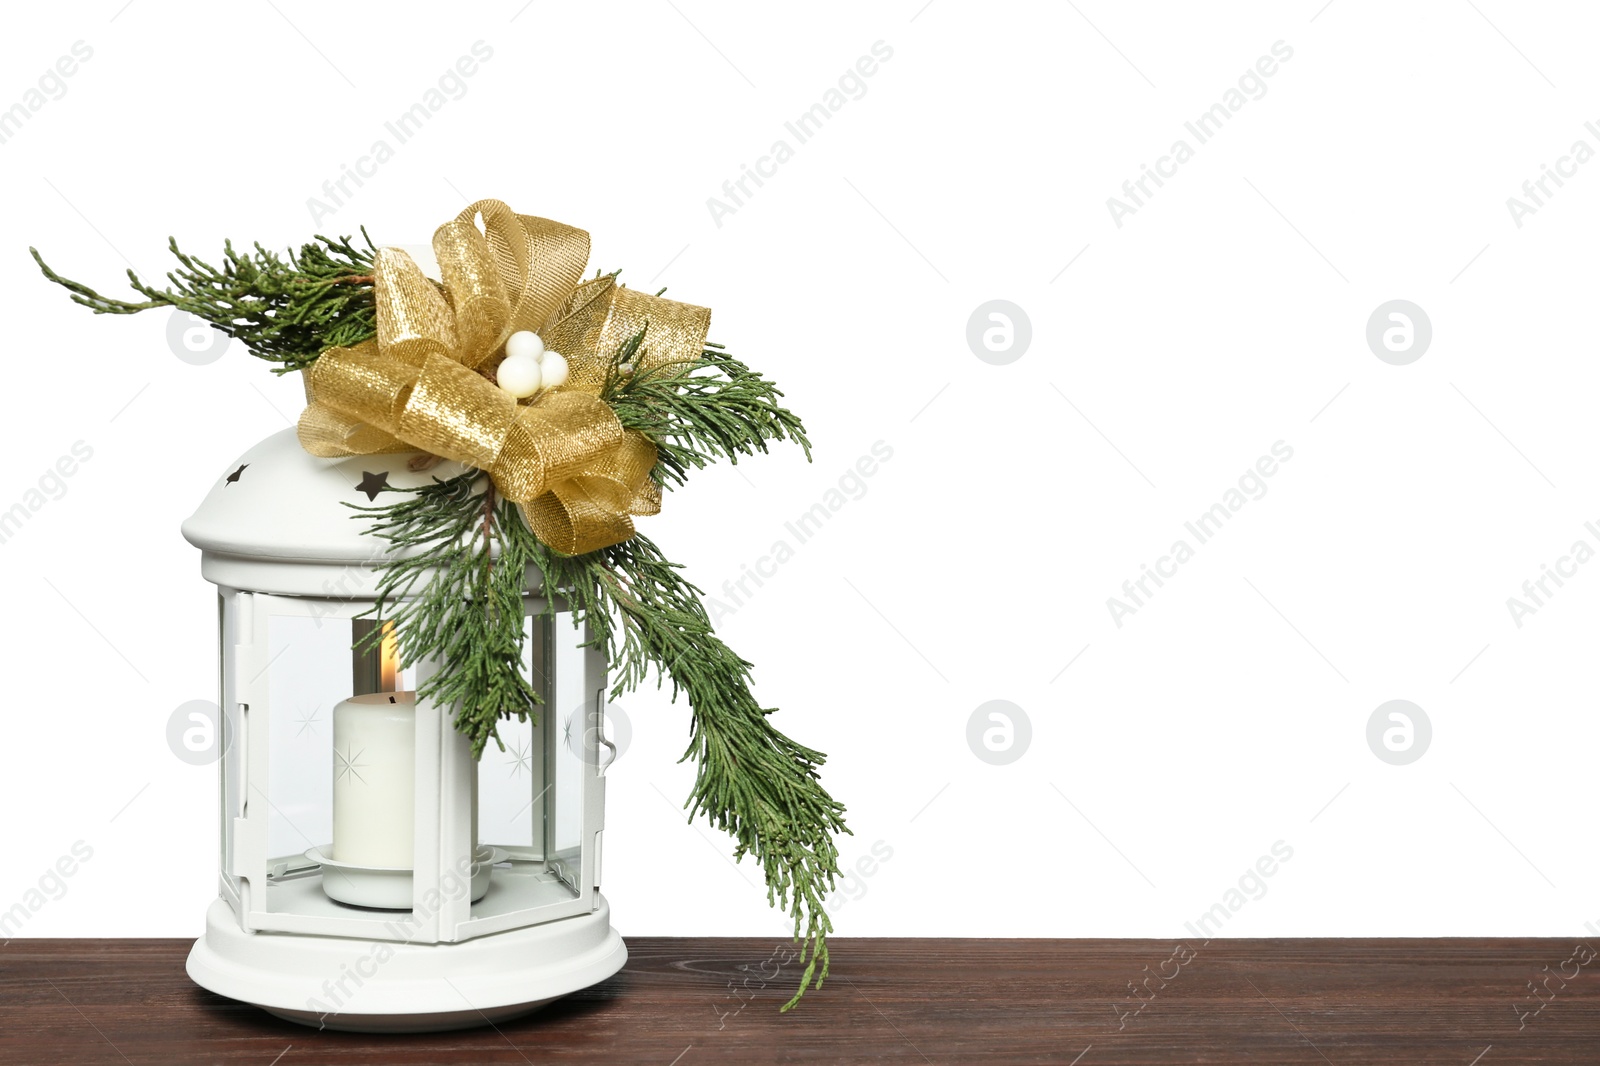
[{"xmin": 3, "ymin": 0, "xmax": 1598, "ymax": 947}]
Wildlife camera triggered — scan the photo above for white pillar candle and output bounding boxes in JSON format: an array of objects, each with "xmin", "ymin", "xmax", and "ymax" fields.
[{"xmin": 331, "ymin": 692, "xmax": 416, "ymax": 868}]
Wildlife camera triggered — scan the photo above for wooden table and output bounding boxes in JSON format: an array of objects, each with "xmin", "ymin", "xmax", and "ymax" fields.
[{"xmin": 2, "ymin": 938, "xmax": 1596, "ymax": 1063}]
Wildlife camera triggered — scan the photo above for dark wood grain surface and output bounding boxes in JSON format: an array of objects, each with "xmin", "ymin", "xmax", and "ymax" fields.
[{"xmin": 2, "ymin": 937, "xmax": 1597, "ymax": 1064}]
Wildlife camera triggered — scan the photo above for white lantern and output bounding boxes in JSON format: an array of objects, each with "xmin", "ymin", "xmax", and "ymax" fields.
[{"xmin": 180, "ymin": 428, "xmax": 626, "ymax": 1032}]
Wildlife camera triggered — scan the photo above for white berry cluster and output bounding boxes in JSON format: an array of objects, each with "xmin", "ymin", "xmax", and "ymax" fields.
[{"xmin": 494, "ymin": 331, "xmax": 569, "ymax": 398}]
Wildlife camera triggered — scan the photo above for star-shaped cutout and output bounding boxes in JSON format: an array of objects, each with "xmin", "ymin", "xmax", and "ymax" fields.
[
  {"xmin": 224, "ymin": 464, "xmax": 247, "ymax": 486},
  {"xmin": 335, "ymin": 745, "xmax": 368, "ymax": 785},
  {"xmin": 506, "ymin": 738, "xmax": 532, "ymax": 779},
  {"xmin": 294, "ymin": 704, "xmax": 321, "ymax": 739},
  {"xmin": 356, "ymin": 470, "xmax": 390, "ymax": 501}
]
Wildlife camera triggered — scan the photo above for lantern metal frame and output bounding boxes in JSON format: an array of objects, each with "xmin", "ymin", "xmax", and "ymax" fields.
[{"xmin": 181, "ymin": 429, "xmax": 627, "ymax": 1032}]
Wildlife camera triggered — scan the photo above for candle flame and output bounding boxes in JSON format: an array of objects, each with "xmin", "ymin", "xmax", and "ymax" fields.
[{"xmin": 380, "ymin": 620, "xmax": 399, "ymax": 691}]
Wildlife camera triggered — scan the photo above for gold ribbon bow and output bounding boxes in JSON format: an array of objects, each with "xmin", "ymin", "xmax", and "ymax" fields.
[{"xmin": 296, "ymin": 199, "xmax": 710, "ymax": 555}]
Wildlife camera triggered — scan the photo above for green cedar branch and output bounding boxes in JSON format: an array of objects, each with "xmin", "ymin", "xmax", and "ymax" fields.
[
  {"xmin": 349, "ymin": 472, "xmax": 542, "ymax": 755},
  {"xmin": 604, "ymin": 330, "xmax": 812, "ymax": 490},
  {"xmin": 527, "ymin": 527, "xmax": 847, "ymax": 1009},
  {"xmin": 30, "ymin": 234, "xmax": 379, "ymax": 373}
]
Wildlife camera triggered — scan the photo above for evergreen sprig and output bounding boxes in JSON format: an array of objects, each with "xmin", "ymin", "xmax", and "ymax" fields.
[
  {"xmin": 30, "ymin": 234, "xmax": 379, "ymax": 373},
  {"xmin": 349, "ymin": 474, "xmax": 542, "ymax": 755},
  {"xmin": 530, "ymin": 529, "xmax": 847, "ymax": 1009},
  {"xmin": 605, "ymin": 334, "xmax": 812, "ymax": 489}
]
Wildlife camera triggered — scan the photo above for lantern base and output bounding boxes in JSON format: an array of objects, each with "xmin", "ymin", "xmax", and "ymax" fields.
[{"xmin": 186, "ymin": 895, "xmax": 627, "ymax": 1033}]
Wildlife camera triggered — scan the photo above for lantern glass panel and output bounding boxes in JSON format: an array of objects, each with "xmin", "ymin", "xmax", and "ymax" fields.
[
  {"xmin": 471, "ymin": 607, "xmax": 586, "ymax": 908},
  {"xmin": 477, "ymin": 710, "xmax": 538, "ymax": 852},
  {"xmin": 255, "ymin": 605, "xmax": 421, "ymax": 917},
  {"xmin": 220, "ymin": 593, "xmax": 243, "ymax": 894},
  {"xmin": 549, "ymin": 622, "xmax": 590, "ymax": 880},
  {"xmin": 265, "ymin": 613, "xmax": 341, "ymax": 865}
]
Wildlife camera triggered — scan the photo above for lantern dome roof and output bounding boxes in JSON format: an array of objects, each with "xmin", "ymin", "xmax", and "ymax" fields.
[{"xmin": 183, "ymin": 428, "xmax": 471, "ymax": 576}]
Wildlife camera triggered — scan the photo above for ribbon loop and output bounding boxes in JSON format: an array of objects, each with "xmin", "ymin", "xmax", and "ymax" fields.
[
  {"xmin": 455, "ymin": 200, "xmax": 589, "ymax": 337},
  {"xmin": 526, "ymin": 485, "xmax": 637, "ymax": 558},
  {"xmin": 397, "ymin": 354, "xmax": 519, "ymax": 471},
  {"xmin": 373, "ymin": 249, "xmax": 456, "ymax": 366},
  {"xmin": 432, "ymin": 220, "xmax": 507, "ymax": 368},
  {"xmin": 545, "ymin": 275, "xmax": 712, "ymax": 392}
]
